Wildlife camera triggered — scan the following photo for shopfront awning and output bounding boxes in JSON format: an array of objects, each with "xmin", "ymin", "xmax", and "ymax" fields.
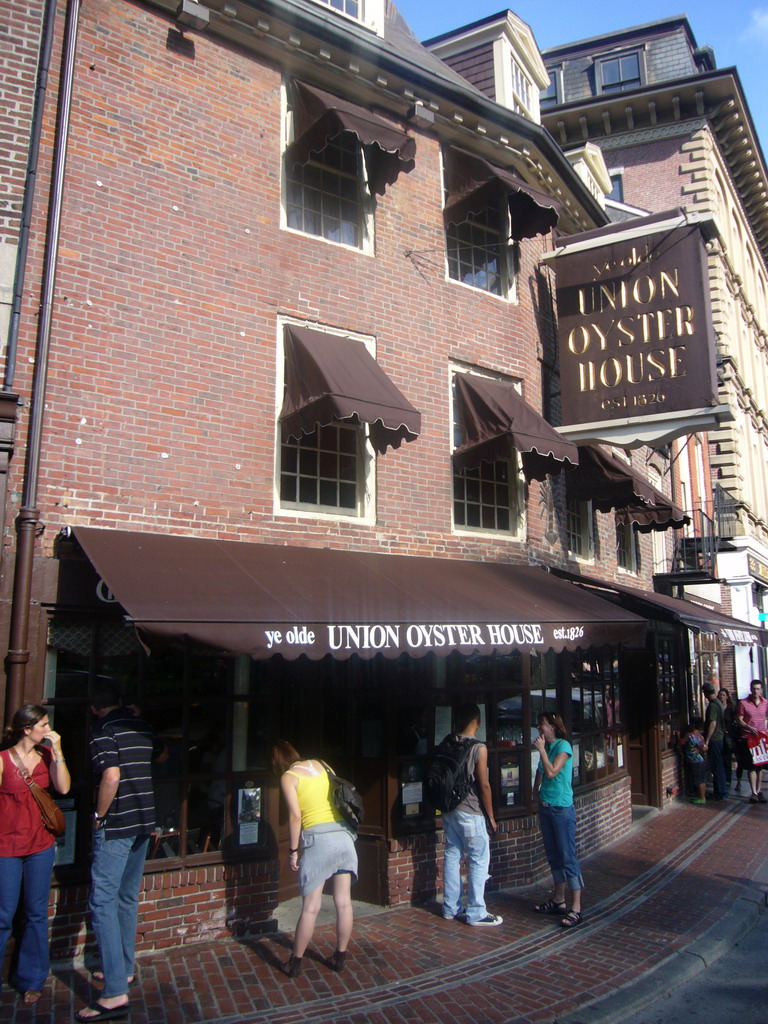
[
  {"xmin": 71, "ymin": 528, "xmax": 647, "ymax": 661},
  {"xmin": 552, "ymin": 570, "xmax": 768, "ymax": 647},
  {"xmin": 287, "ymin": 81, "xmax": 416, "ymax": 196},
  {"xmin": 566, "ymin": 446, "xmax": 689, "ymax": 530},
  {"xmin": 280, "ymin": 325, "xmax": 421, "ymax": 455},
  {"xmin": 453, "ymin": 375, "xmax": 579, "ymax": 481},
  {"xmin": 443, "ymin": 147, "xmax": 560, "ymax": 240}
]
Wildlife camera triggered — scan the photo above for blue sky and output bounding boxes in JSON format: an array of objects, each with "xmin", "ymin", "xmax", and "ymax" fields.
[{"xmin": 395, "ymin": 1, "xmax": 768, "ymax": 158}]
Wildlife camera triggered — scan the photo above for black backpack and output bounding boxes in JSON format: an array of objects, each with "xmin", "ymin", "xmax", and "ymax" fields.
[
  {"xmin": 425, "ymin": 734, "xmax": 480, "ymax": 813},
  {"xmin": 320, "ymin": 760, "xmax": 365, "ymax": 831}
]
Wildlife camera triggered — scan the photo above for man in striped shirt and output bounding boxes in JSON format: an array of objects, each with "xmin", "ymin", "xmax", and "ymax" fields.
[{"xmin": 77, "ymin": 684, "xmax": 162, "ymax": 1022}]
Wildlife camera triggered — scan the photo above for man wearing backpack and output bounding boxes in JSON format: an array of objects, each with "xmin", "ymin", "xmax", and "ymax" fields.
[{"xmin": 439, "ymin": 703, "xmax": 502, "ymax": 927}]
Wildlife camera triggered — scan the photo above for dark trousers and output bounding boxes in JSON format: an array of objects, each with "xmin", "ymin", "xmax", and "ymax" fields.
[{"xmin": 708, "ymin": 739, "xmax": 727, "ymax": 799}]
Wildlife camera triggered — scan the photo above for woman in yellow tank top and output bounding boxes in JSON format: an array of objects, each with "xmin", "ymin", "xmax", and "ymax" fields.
[{"xmin": 270, "ymin": 740, "xmax": 358, "ymax": 978}]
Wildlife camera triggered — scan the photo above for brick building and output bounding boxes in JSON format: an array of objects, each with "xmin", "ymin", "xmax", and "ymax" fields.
[
  {"xmin": 1, "ymin": 0, "xmax": 762, "ymax": 961},
  {"xmin": 536, "ymin": 16, "xmax": 768, "ymax": 696}
]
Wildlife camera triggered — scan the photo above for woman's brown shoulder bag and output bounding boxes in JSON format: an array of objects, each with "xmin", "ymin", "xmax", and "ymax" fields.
[{"xmin": 9, "ymin": 748, "xmax": 66, "ymax": 837}]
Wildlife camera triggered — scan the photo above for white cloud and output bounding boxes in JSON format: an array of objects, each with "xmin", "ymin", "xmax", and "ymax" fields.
[{"xmin": 745, "ymin": 7, "xmax": 768, "ymax": 43}]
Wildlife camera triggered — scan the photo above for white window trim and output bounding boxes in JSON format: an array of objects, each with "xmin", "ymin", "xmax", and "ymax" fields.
[
  {"xmin": 441, "ymin": 151, "xmax": 519, "ymax": 303},
  {"xmin": 449, "ymin": 362, "xmax": 526, "ymax": 540},
  {"xmin": 274, "ymin": 317, "xmax": 376, "ymax": 525},
  {"xmin": 305, "ymin": 0, "xmax": 385, "ymax": 35},
  {"xmin": 616, "ymin": 520, "xmax": 640, "ymax": 575},
  {"xmin": 280, "ymin": 82, "xmax": 375, "ymax": 256},
  {"xmin": 566, "ymin": 498, "xmax": 595, "ymax": 563}
]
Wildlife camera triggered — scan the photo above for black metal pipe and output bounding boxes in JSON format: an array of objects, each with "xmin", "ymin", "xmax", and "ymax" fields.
[
  {"xmin": 4, "ymin": 0, "xmax": 81, "ymax": 726},
  {"xmin": 3, "ymin": 0, "xmax": 59, "ymax": 392}
]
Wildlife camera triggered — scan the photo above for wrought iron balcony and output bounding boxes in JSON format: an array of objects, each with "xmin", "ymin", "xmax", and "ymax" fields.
[{"xmin": 652, "ymin": 486, "xmax": 741, "ymax": 587}]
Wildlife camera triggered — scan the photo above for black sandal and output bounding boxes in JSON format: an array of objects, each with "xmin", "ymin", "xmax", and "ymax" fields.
[
  {"xmin": 560, "ymin": 910, "xmax": 583, "ymax": 928},
  {"xmin": 534, "ymin": 898, "xmax": 567, "ymax": 915}
]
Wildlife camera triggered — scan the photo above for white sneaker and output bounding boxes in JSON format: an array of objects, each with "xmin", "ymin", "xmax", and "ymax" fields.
[{"xmin": 468, "ymin": 913, "xmax": 503, "ymax": 926}]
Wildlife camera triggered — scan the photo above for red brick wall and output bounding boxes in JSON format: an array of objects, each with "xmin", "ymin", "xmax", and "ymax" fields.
[
  {"xmin": 603, "ymin": 136, "xmax": 688, "ymax": 214},
  {"xmin": 45, "ymin": 859, "xmax": 279, "ymax": 963},
  {"xmin": 0, "ymin": 0, "xmax": 45, "ymax": 245},
  {"xmin": 3, "ymin": 0, "xmax": 582, "ymax": 573},
  {"xmin": 387, "ymin": 775, "xmax": 632, "ymax": 905}
]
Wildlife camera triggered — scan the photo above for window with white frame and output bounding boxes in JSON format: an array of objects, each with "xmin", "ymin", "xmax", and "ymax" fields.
[
  {"xmin": 305, "ymin": 0, "xmax": 385, "ymax": 33},
  {"xmin": 566, "ymin": 498, "xmax": 594, "ymax": 560},
  {"xmin": 616, "ymin": 521, "xmax": 640, "ymax": 572},
  {"xmin": 597, "ymin": 51, "xmax": 642, "ymax": 94},
  {"xmin": 445, "ymin": 197, "xmax": 519, "ymax": 298},
  {"xmin": 313, "ymin": 0, "xmax": 361, "ymax": 18},
  {"xmin": 510, "ymin": 57, "xmax": 533, "ymax": 115},
  {"xmin": 285, "ymin": 130, "xmax": 367, "ymax": 249},
  {"xmin": 280, "ymin": 421, "xmax": 363, "ymax": 515},
  {"xmin": 451, "ymin": 370, "xmax": 524, "ymax": 535},
  {"xmin": 277, "ymin": 324, "xmax": 376, "ymax": 520}
]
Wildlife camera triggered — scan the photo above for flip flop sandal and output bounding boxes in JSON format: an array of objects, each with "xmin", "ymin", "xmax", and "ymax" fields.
[
  {"xmin": 22, "ymin": 991, "xmax": 42, "ymax": 1005},
  {"xmin": 534, "ymin": 898, "xmax": 567, "ymax": 915},
  {"xmin": 560, "ymin": 910, "xmax": 583, "ymax": 928},
  {"xmin": 75, "ymin": 1002, "xmax": 130, "ymax": 1021}
]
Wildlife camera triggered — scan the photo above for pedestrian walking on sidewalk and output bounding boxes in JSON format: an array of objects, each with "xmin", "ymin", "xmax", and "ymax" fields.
[
  {"xmin": 0, "ymin": 705, "xmax": 71, "ymax": 1006},
  {"xmin": 270, "ymin": 741, "xmax": 358, "ymax": 978},
  {"xmin": 738, "ymin": 679, "xmax": 768, "ymax": 803},
  {"xmin": 533, "ymin": 712, "xmax": 583, "ymax": 928},
  {"xmin": 703, "ymin": 683, "xmax": 728, "ymax": 800},
  {"xmin": 438, "ymin": 703, "xmax": 502, "ymax": 927}
]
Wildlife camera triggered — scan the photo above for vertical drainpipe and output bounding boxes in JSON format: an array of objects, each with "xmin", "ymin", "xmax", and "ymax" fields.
[
  {"xmin": 4, "ymin": 0, "xmax": 59, "ymax": 393},
  {"xmin": 4, "ymin": 0, "xmax": 81, "ymax": 725}
]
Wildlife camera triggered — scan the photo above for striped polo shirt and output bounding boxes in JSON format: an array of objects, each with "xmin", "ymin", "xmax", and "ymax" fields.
[{"xmin": 90, "ymin": 709, "xmax": 159, "ymax": 838}]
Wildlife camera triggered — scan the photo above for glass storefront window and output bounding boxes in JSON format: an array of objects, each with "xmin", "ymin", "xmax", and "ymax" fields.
[{"xmin": 45, "ymin": 615, "xmax": 271, "ymax": 871}]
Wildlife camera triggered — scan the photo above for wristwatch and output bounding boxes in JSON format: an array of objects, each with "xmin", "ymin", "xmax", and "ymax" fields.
[{"xmin": 93, "ymin": 812, "xmax": 107, "ymax": 828}]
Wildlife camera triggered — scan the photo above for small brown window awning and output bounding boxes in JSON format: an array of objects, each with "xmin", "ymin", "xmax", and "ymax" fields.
[
  {"xmin": 454, "ymin": 374, "xmax": 578, "ymax": 481},
  {"xmin": 554, "ymin": 570, "xmax": 768, "ymax": 647},
  {"xmin": 566, "ymin": 446, "xmax": 688, "ymax": 531},
  {"xmin": 443, "ymin": 147, "xmax": 560, "ymax": 240},
  {"xmin": 279, "ymin": 325, "xmax": 421, "ymax": 455},
  {"xmin": 70, "ymin": 528, "xmax": 648, "ymax": 662},
  {"xmin": 287, "ymin": 81, "xmax": 416, "ymax": 196}
]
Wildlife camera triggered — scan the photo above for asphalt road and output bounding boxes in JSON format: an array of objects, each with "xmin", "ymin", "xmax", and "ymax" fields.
[{"xmin": 618, "ymin": 911, "xmax": 768, "ymax": 1024}]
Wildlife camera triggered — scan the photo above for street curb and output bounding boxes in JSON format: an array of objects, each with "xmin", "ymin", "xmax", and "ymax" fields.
[{"xmin": 555, "ymin": 889, "xmax": 767, "ymax": 1024}]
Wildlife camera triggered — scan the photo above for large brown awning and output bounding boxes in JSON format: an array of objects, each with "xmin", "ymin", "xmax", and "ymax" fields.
[
  {"xmin": 443, "ymin": 147, "xmax": 560, "ymax": 240},
  {"xmin": 566, "ymin": 446, "xmax": 688, "ymax": 530},
  {"xmin": 554, "ymin": 571, "xmax": 768, "ymax": 647},
  {"xmin": 279, "ymin": 325, "xmax": 421, "ymax": 455},
  {"xmin": 287, "ymin": 81, "xmax": 416, "ymax": 196},
  {"xmin": 454, "ymin": 375, "xmax": 578, "ymax": 481},
  {"xmin": 71, "ymin": 528, "xmax": 647, "ymax": 661}
]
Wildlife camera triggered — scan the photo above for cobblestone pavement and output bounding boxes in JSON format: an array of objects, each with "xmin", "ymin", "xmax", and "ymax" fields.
[{"xmin": 2, "ymin": 797, "xmax": 766, "ymax": 1024}]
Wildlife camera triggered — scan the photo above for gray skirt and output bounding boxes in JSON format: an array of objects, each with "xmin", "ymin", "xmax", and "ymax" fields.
[{"xmin": 299, "ymin": 822, "xmax": 358, "ymax": 897}]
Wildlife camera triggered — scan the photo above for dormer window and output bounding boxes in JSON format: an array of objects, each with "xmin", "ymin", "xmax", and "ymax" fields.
[
  {"xmin": 510, "ymin": 57, "xmax": 533, "ymax": 116},
  {"xmin": 317, "ymin": 0, "xmax": 359, "ymax": 17},
  {"xmin": 597, "ymin": 51, "xmax": 642, "ymax": 94},
  {"xmin": 306, "ymin": 0, "xmax": 385, "ymax": 34}
]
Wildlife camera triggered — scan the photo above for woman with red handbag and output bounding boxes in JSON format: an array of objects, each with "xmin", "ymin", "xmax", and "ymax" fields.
[{"xmin": 0, "ymin": 704, "xmax": 71, "ymax": 1005}]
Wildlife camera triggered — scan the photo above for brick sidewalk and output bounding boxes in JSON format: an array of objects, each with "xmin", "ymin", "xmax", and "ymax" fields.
[{"xmin": 2, "ymin": 799, "xmax": 766, "ymax": 1024}]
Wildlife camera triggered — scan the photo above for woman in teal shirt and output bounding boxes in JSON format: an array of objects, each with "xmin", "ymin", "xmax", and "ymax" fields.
[{"xmin": 532, "ymin": 711, "xmax": 583, "ymax": 928}]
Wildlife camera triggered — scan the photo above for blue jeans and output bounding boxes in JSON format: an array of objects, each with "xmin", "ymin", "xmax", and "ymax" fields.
[
  {"xmin": 442, "ymin": 810, "xmax": 490, "ymax": 923},
  {"xmin": 89, "ymin": 832, "xmax": 150, "ymax": 998},
  {"xmin": 0, "ymin": 843, "xmax": 56, "ymax": 992},
  {"xmin": 538, "ymin": 803, "xmax": 584, "ymax": 891},
  {"xmin": 708, "ymin": 739, "xmax": 727, "ymax": 799}
]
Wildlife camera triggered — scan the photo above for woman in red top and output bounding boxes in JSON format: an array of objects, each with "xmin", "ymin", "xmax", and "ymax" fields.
[{"xmin": 0, "ymin": 705, "xmax": 70, "ymax": 1005}]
